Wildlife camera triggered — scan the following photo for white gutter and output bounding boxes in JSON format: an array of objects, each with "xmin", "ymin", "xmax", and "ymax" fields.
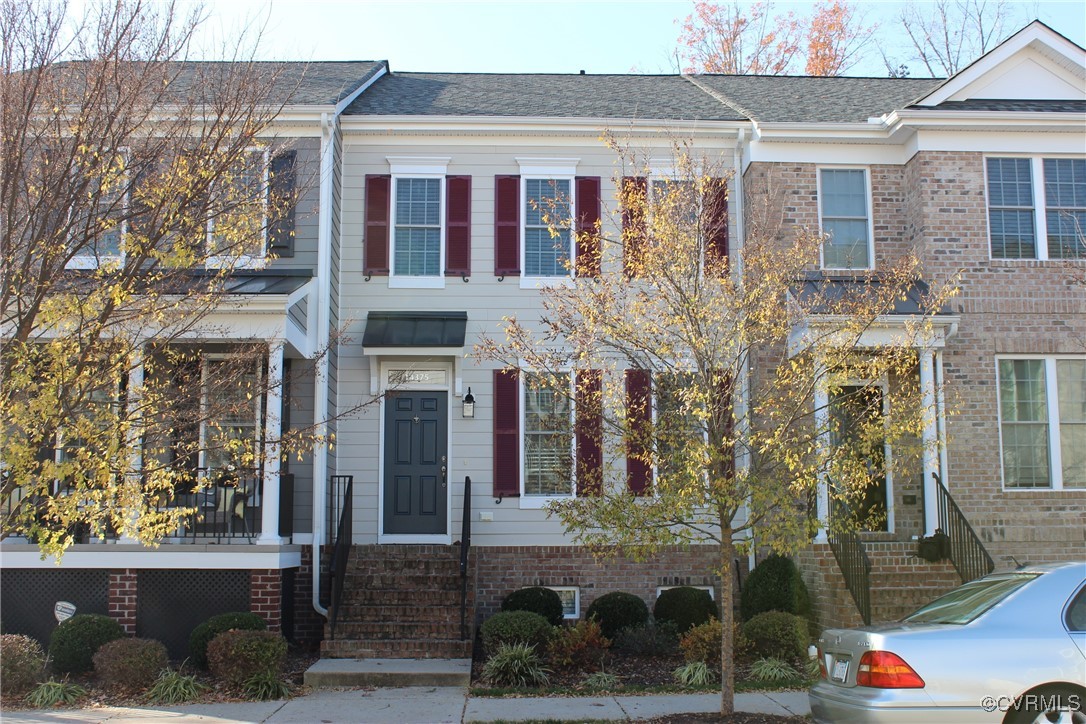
[
  {"xmin": 310, "ymin": 110, "xmax": 335, "ymax": 619},
  {"xmin": 733, "ymin": 127, "xmax": 757, "ymax": 576}
]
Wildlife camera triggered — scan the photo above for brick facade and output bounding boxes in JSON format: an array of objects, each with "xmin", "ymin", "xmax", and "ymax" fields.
[
  {"xmin": 250, "ymin": 569, "xmax": 283, "ymax": 632},
  {"xmin": 107, "ymin": 569, "xmax": 138, "ymax": 635}
]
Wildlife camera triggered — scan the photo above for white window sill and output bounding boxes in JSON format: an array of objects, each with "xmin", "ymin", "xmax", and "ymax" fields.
[
  {"xmin": 389, "ymin": 276, "xmax": 446, "ymax": 289},
  {"xmin": 519, "ymin": 494, "xmax": 573, "ymax": 509},
  {"xmin": 520, "ymin": 276, "xmax": 574, "ymax": 290}
]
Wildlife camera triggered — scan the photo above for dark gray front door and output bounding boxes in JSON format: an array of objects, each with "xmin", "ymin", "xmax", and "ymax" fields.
[{"xmin": 383, "ymin": 391, "xmax": 448, "ymax": 535}]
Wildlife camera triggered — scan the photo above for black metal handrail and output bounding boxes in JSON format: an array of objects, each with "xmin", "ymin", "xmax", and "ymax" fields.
[
  {"xmin": 933, "ymin": 473, "xmax": 994, "ymax": 584},
  {"xmin": 327, "ymin": 474, "xmax": 353, "ymax": 641},
  {"xmin": 827, "ymin": 496, "xmax": 872, "ymax": 626},
  {"xmin": 459, "ymin": 475, "xmax": 472, "ymax": 641}
]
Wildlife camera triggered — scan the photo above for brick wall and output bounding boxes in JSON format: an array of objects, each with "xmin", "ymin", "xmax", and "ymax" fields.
[
  {"xmin": 107, "ymin": 569, "xmax": 138, "ymax": 635},
  {"xmin": 250, "ymin": 570, "xmax": 282, "ymax": 632},
  {"xmin": 290, "ymin": 547, "xmax": 327, "ymax": 647}
]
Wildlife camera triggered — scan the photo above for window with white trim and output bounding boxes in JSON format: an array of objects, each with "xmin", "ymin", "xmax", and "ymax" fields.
[
  {"xmin": 998, "ymin": 357, "xmax": 1085, "ymax": 489},
  {"xmin": 655, "ymin": 372, "xmax": 704, "ymax": 482},
  {"xmin": 200, "ymin": 356, "xmax": 263, "ymax": 479},
  {"xmin": 208, "ymin": 148, "xmax": 268, "ymax": 266},
  {"xmin": 392, "ymin": 176, "xmax": 443, "ymax": 277},
  {"xmin": 523, "ymin": 372, "xmax": 573, "ymax": 497},
  {"xmin": 818, "ymin": 168, "xmax": 872, "ymax": 270},
  {"xmin": 68, "ymin": 151, "xmax": 127, "ymax": 269},
  {"xmin": 987, "ymin": 157, "xmax": 1086, "ymax": 260},
  {"xmin": 523, "ymin": 178, "xmax": 572, "ymax": 277},
  {"xmin": 547, "ymin": 587, "xmax": 580, "ymax": 619}
]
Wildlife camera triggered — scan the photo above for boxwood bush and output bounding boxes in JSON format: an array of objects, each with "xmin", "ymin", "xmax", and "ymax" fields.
[
  {"xmin": 49, "ymin": 614, "xmax": 124, "ymax": 675},
  {"xmin": 189, "ymin": 611, "xmax": 266, "ymax": 669},
  {"xmin": 653, "ymin": 587, "xmax": 719, "ymax": 633},
  {"xmin": 741, "ymin": 611, "xmax": 809, "ymax": 662},
  {"xmin": 585, "ymin": 591, "xmax": 648, "ymax": 639},
  {"xmin": 739, "ymin": 554, "xmax": 811, "ymax": 621},
  {"xmin": 501, "ymin": 586, "xmax": 564, "ymax": 626},
  {"xmin": 93, "ymin": 637, "xmax": 168, "ymax": 690},
  {"xmin": 480, "ymin": 610, "xmax": 553, "ymax": 656},
  {"xmin": 1, "ymin": 634, "xmax": 45, "ymax": 696},
  {"xmin": 206, "ymin": 629, "xmax": 287, "ymax": 687}
]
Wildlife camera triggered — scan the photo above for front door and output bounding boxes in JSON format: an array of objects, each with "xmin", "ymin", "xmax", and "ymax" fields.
[
  {"xmin": 383, "ymin": 391, "xmax": 448, "ymax": 535},
  {"xmin": 830, "ymin": 384, "xmax": 889, "ymax": 532}
]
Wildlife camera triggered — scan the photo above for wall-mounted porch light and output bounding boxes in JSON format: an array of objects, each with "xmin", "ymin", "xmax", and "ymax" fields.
[{"xmin": 463, "ymin": 387, "xmax": 476, "ymax": 418}]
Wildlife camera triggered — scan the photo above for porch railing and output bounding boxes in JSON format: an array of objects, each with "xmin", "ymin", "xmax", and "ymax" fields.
[
  {"xmin": 933, "ymin": 473, "xmax": 994, "ymax": 584},
  {"xmin": 327, "ymin": 474, "xmax": 354, "ymax": 641},
  {"xmin": 826, "ymin": 496, "xmax": 872, "ymax": 626},
  {"xmin": 459, "ymin": 475, "xmax": 472, "ymax": 641}
]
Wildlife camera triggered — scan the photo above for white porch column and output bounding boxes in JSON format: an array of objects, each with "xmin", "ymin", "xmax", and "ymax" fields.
[
  {"xmin": 258, "ymin": 340, "xmax": 285, "ymax": 544},
  {"xmin": 118, "ymin": 346, "xmax": 145, "ymax": 543},
  {"xmin": 920, "ymin": 351, "xmax": 939, "ymax": 535},
  {"xmin": 813, "ymin": 363, "xmax": 830, "ymax": 543}
]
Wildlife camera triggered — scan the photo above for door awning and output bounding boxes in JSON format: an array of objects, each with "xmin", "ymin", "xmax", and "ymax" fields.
[{"xmin": 362, "ymin": 311, "xmax": 468, "ymax": 348}]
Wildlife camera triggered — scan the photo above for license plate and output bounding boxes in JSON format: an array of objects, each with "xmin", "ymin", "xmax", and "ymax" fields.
[{"xmin": 831, "ymin": 658, "xmax": 850, "ymax": 682}]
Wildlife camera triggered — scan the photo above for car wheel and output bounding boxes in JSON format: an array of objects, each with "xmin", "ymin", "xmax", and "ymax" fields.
[{"xmin": 1003, "ymin": 685, "xmax": 1086, "ymax": 724}]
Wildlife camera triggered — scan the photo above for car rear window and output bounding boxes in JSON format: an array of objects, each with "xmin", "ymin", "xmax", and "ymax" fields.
[{"xmin": 904, "ymin": 573, "xmax": 1040, "ymax": 625}]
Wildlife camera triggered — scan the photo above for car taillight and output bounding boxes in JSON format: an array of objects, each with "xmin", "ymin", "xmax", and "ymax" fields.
[
  {"xmin": 856, "ymin": 651, "xmax": 925, "ymax": 688},
  {"xmin": 816, "ymin": 646, "xmax": 827, "ymax": 679}
]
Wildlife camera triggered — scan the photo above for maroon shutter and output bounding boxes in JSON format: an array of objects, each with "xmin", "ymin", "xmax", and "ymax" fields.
[
  {"xmin": 704, "ymin": 178, "xmax": 729, "ymax": 272},
  {"xmin": 622, "ymin": 176, "xmax": 647, "ymax": 277},
  {"xmin": 494, "ymin": 175, "xmax": 520, "ymax": 277},
  {"xmin": 575, "ymin": 176, "xmax": 601, "ymax": 278},
  {"xmin": 576, "ymin": 370, "xmax": 603, "ymax": 496},
  {"xmin": 493, "ymin": 368, "xmax": 520, "ymax": 497},
  {"xmin": 364, "ymin": 174, "xmax": 391, "ymax": 276},
  {"xmin": 445, "ymin": 175, "xmax": 471, "ymax": 276},
  {"xmin": 625, "ymin": 369, "xmax": 652, "ymax": 495}
]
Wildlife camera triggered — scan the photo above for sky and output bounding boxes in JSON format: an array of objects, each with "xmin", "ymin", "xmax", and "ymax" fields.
[{"xmin": 184, "ymin": 0, "xmax": 1086, "ymax": 77}]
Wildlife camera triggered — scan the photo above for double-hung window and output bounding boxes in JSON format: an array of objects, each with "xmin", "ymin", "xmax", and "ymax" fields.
[
  {"xmin": 208, "ymin": 148, "xmax": 268, "ymax": 267},
  {"xmin": 998, "ymin": 357, "xmax": 1085, "ymax": 489},
  {"xmin": 392, "ymin": 176, "xmax": 443, "ymax": 281},
  {"xmin": 522, "ymin": 372, "xmax": 573, "ymax": 498},
  {"xmin": 987, "ymin": 157, "xmax": 1086, "ymax": 260},
  {"xmin": 818, "ymin": 168, "xmax": 873, "ymax": 270},
  {"xmin": 654, "ymin": 372, "xmax": 703, "ymax": 483},
  {"xmin": 68, "ymin": 151, "xmax": 127, "ymax": 269},
  {"xmin": 200, "ymin": 356, "xmax": 263, "ymax": 479},
  {"xmin": 523, "ymin": 178, "xmax": 573, "ymax": 278}
]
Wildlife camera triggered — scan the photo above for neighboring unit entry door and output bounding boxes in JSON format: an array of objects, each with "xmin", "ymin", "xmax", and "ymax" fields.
[{"xmin": 383, "ymin": 391, "xmax": 448, "ymax": 535}]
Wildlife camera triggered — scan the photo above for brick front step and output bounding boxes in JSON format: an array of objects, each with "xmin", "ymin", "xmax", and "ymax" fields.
[
  {"xmin": 321, "ymin": 637, "xmax": 473, "ymax": 659},
  {"xmin": 335, "ymin": 603, "xmax": 468, "ymax": 624},
  {"xmin": 332, "ymin": 620, "xmax": 466, "ymax": 640}
]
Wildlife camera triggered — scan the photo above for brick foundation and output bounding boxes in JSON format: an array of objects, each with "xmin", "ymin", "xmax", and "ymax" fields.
[
  {"xmin": 290, "ymin": 547, "xmax": 327, "ymax": 646},
  {"xmin": 250, "ymin": 570, "xmax": 283, "ymax": 632},
  {"xmin": 107, "ymin": 569, "xmax": 138, "ymax": 635}
]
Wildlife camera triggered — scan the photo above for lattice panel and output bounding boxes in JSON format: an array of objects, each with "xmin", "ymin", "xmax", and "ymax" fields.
[
  {"xmin": 1, "ymin": 569, "xmax": 110, "ymax": 647},
  {"xmin": 136, "ymin": 569, "xmax": 249, "ymax": 658}
]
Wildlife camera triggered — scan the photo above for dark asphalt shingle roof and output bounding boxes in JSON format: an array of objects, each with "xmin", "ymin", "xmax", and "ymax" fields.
[
  {"xmin": 692, "ymin": 75, "xmax": 944, "ymax": 123},
  {"xmin": 793, "ymin": 275, "xmax": 954, "ymax": 316},
  {"xmin": 362, "ymin": 311, "xmax": 468, "ymax": 347},
  {"xmin": 923, "ymin": 99, "xmax": 1086, "ymax": 113},
  {"xmin": 343, "ymin": 73, "xmax": 746, "ymax": 121}
]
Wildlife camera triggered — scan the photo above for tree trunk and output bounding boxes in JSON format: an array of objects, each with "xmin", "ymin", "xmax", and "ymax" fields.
[{"xmin": 719, "ymin": 527, "xmax": 736, "ymax": 715}]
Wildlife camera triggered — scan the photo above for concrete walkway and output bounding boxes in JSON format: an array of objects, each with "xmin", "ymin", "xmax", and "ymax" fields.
[{"xmin": 0, "ymin": 688, "xmax": 811, "ymax": 723}]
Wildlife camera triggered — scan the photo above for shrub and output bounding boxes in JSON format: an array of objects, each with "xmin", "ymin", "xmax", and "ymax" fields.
[
  {"xmin": 146, "ymin": 665, "xmax": 207, "ymax": 704},
  {"xmin": 653, "ymin": 587, "xmax": 719, "ymax": 634},
  {"xmin": 92, "ymin": 637, "xmax": 168, "ymax": 691},
  {"xmin": 1, "ymin": 634, "xmax": 45, "ymax": 696},
  {"xmin": 501, "ymin": 587, "xmax": 564, "ymax": 627},
  {"xmin": 482, "ymin": 642, "xmax": 551, "ymax": 688},
  {"xmin": 189, "ymin": 611, "xmax": 267, "ymax": 669},
  {"xmin": 206, "ymin": 629, "xmax": 287, "ymax": 688},
  {"xmin": 243, "ymin": 670, "xmax": 291, "ymax": 701},
  {"xmin": 679, "ymin": 619, "xmax": 751, "ymax": 667},
  {"xmin": 48, "ymin": 614, "xmax": 124, "ymax": 675},
  {"xmin": 25, "ymin": 679, "xmax": 87, "ymax": 707},
  {"xmin": 739, "ymin": 554, "xmax": 811, "ymax": 621},
  {"xmin": 584, "ymin": 592, "xmax": 648, "ymax": 640},
  {"xmin": 582, "ymin": 670, "xmax": 620, "ymax": 690},
  {"xmin": 613, "ymin": 621, "xmax": 678, "ymax": 656},
  {"xmin": 547, "ymin": 619, "xmax": 610, "ymax": 671},
  {"xmin": 673, "ymin": 661, "xmax": 716, "ymax": 687},
  {"xmin": 480, "ymin": 611, "xmax": 553, "ymax": 656},
  {"xmin": 749, "ymin": 656, "xmax": 800, "ymax": 683},
  {"xmin": 741, "ymin": 611, "xmax": 809, "ymax": 662}
]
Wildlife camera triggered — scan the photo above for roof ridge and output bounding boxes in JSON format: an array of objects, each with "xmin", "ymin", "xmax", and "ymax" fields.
[{"xmin": 680, "ymin": 74, "xmax": 753, "ymax": 121}]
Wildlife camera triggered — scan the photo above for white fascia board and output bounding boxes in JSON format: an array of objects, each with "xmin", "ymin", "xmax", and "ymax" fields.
[
  {"xmin": 0, "ymin": 545, "xmax": 303, "ymax": 569},
  {"xmin": 748, "ymin": 139, "xmax": 907, "ymax": 166},
  {"xmin": 911, "ymin": 128, "xmax": 1086, "ymax": 155},
  {"xmin": 340, "ymin": 115, "xmax": 749, "ymax": 137},
  {"xmin": 886, "ymin": 109, "xmax": 1086, "ymax": 133},
  {"xmin": 787, "ymin": 314, "xmax": 961, "ymax": 357},
  {"xmin": 362, "ymin": 345, "xmax": 463, "ymax": 357}
]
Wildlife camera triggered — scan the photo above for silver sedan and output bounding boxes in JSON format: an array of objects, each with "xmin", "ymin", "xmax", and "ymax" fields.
[{"xmin": 809, "ymin": 561, "xmax": 1086, "ymax": 723}]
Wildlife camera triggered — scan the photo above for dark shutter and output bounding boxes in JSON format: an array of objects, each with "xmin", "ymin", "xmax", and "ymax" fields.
[
  {"xmin": 494, "ymin": 175, "xmax": 520, "ymax": 277},
  {"xmin": 576, "ymin": 370, "xmax": 603, "ymax": 496},
  {"xmin": 268, "ymin": 151, "xmax": 296, "ymax": 258},
  {"xmin": 622, "ymin": 176, "xmax": 647, "ymax": 276},
  {"xmin": 445, "ymin": 175, "xmax": 471, "ymax": 276},
  {"xmin": 575, "ymin": 176, "xmax": 601, "ymax": 278},
  {"xmin": 364, "ymin": 174, "xmax": 391, "ymax": 276},
  {"xmin": 704, "ymin": 178, "xmax": 729, "ymax": 272},
  {"xmin": 626, "ymin": 369, "xmax": 652, "ymax": 495},
  {"xmin": 493, "ymin": 368, "xmax": 520, "ymax": 497}
]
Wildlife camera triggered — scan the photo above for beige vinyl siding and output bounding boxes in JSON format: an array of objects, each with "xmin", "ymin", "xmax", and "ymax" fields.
[{"xmin": 266, "ymin": 137, "xmax": 322, "ymax": 273}]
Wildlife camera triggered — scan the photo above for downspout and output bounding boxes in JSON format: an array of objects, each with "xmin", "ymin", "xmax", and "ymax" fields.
[{"xmin": 311, "ymin": 110, "xmax": 335, "ymax": 619}]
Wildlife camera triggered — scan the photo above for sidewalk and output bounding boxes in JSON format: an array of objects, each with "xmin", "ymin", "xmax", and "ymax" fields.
[{"xmin": 1, "ymin": 687, "xmax": 811, "ymax": 723}]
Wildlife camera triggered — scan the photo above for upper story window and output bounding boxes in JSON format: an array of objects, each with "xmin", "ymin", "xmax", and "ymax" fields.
[
  {"xmin": 998, "ymin": 356, "xmax": 1085, "ymax": 489},
  {"xmin": 987, "ymin": 157, "xmax": 1086, "ymax": 260},
  {"xmin": 818, "ymin": 168, "xmax": 872, "ymax": 270},
  {"xmin": 523, "ymin": 372, "xmax": 573, "ymax": 498},
  {"xmin": 68, "ymin": 151, "xmax": 127, "ymax": 269},
  {"xmin": 208, "ymin": 148, "xmax": 268, "ymax": 268},
  {"xmin": 392, "ymin": 176, "xmax": 443, "ymax": 278},
  {"xmin": 524, "ymin": 178, "xmax": 573, "ymax": 277}
]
